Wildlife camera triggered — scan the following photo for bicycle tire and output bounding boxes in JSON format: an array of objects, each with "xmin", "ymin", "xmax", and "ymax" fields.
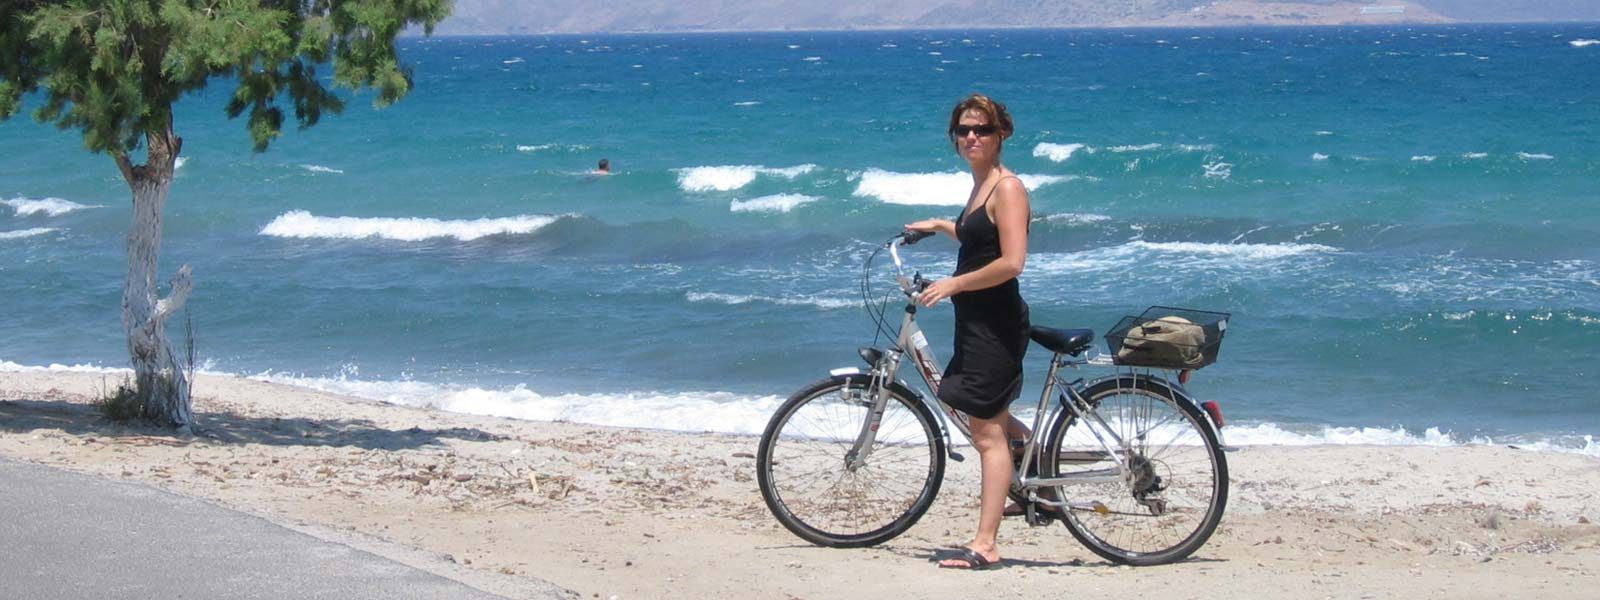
[
  {"xmin": 1042, "ymin": 375, "xmax": 1228, "ymax": 565},
  {"xmin": 756, "ymin": 374, "xmax": 945, "ymax": 548}
]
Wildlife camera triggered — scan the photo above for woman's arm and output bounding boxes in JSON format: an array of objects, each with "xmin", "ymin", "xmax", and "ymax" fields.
[
  {"xmin": 918, "ymin": 178, "xmax": 1029, "ymax": 306},
  {"xmin": 904, "ymin": 218, "xmax": 957, "ymax": 240}
]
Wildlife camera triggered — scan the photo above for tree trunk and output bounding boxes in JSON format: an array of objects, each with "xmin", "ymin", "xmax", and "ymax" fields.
[{"xmin": 117, "ymin": 129, "xmax": 194, "ymax": 430}]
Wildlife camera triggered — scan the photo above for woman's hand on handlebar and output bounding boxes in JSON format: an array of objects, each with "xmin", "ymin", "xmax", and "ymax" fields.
[
  {"xmin": 919, "ymin": 276, "xmax": 963, "ymax": 307},
  {"xmin": 903, "ymin": 219, "xmax": 955, "ymax": 240}
]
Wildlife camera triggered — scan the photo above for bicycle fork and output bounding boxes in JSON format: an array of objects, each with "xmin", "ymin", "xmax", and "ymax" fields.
[{"xmin": 843, "ymin": 359, "xmax": 897, "ymax": 471}]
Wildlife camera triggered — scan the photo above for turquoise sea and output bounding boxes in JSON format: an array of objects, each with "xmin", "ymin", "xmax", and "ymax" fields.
[{"xmin": 3, "ymin": 25, "xmax": 1597, "ymax": 453}]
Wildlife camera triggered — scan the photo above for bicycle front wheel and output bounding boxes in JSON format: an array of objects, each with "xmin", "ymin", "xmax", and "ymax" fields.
[
  {"xmin": 756, "ymin": 375, "xmax": 945, "ymax": 548},
  {"xmin": 1043, "ymin": 375, "xmax": 1228, "ymax": 565}
]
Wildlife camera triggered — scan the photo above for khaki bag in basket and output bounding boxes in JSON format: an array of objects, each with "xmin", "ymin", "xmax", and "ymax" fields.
[{"xmin": 1117, "ymin": 315, "xmax": 1205, "ymax": 368}]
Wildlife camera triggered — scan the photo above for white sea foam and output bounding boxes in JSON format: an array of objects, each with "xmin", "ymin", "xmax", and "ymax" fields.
[
  {"xmin": 516, "ymin": 143, "xmax": 589, "ymax": 154},
  {"xmin": 1028, "ymin": 241, "xmax": 1336, "ymax": 276},
  {"xmin": 1311, "ymin": 153, "xmax": 1329, "ymax": 161},
  {"xmin": 686, "ymin": 291, "xmax": 855, "ymax": 310},
  {"xmin": 1032, "ymin": 142, "xmax": 1088, "ymax": 162},
  {"xmin": 259, "ymin": 210, "xmax": 565, "ymax": 242},
  {"xmin": 764, "ymin": 165, "xmax": 817, "ymax": 179},
  {"xmin": 1131, "ymin": 240, "xmax": 1336, "ymax": 260},
  {"xmin": 1224, "ymin": 424, "xmax": 1597, "ymax": 457},
  {"xmin": 802, "ymin": 56, "xmax": 822, "ymax": 62},
  {"xmin": 732, "ymin": 101, "xmax": 762, "ymax": 107},
  {"xmin": 301, "ymin": 164, "xmax": 344, "ymax": 174},
  {"xmin": 1021, "ymin": 174, "xmax": 1070, "ymax": 187},
  {"xmin": 0, "ymin": 228, "xmax": 58, "ymax": 240},
  {"xmin": 1202, "ymin": 161, "xmax": 1233, "ymax": 179},
  {"xmin": 1292, "ymin": 222, "xmax": 1343, "ymax": 241},
  {"xmin": 1517, "ymin": 152, "xmax": 1555, "ymax": 160},
  {"xmin": 1038, "ymin": 213, "xmax": 1111, "ymax": 225},
  {"xmin": 1411, "ymin": 155, "xmax": 1437, "ymax": 162},
  {"xmin": 502, "ymin": 57, "xmax": 524, "ymax": 64},
  {"xmin": 682, "ymin": 168, "xmax": 761, "ymax": 193},
  {"xmin": 1463, "ymin": 152, "xmax": 1489, "ymax": 159},
  {"xmin": 729, "ymin": 194, "xmax": 819, "ymax": 214},
  {"xmin": 1315, "ymin": 130, "xmax": 1334, "ymax": 136},
  {"xmin": 243, "ymin": 372, "xmax": 791, "ymax": 436},
  {"xmin": 1108, "ymin": 143, "xmax": 1162, "ymax": 153},
  {"xmin": 1222, "ymin": 423, "xmax": 1474, "ymax": 447},
  {"xmin": 3, "ymin": 197, "xmax": 98, "ymax": 217},
  {"xmin": 852, "ymin": 169, "xmax": 1070, "ymax": 206},
  {"xmin": 1570, "ymin": 39, "xmax": 1599, "ymax": 48},
  {"xmin": 174, "ymin": 157, "xmax": 188, "ymax": 170},
  {"xmin": 675, "ymin": 164, "xmax": 816, "ymax": 192},
  {"xmin": 0, "ymin": 360, "xmax": 130, "ymax": 374}
]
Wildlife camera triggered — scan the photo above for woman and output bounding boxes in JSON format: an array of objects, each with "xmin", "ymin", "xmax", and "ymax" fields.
[{"xmin": 905, "ymin": 93, "xmax": 1032, "ymax": 570}]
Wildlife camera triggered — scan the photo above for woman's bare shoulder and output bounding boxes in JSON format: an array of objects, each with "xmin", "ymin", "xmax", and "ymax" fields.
[{"xmin": 994, "ymin": 174, "xmax": 1029, "ymax": 204}]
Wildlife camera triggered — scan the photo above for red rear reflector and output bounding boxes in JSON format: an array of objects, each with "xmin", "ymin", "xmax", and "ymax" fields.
[
  {"xmin": 1179, "ymin": 369, "xmax": 1192, "ymax": 385},
  {"xmin": 1201, "ymin": 401, "xmax": 1225, "ymax": 428}
]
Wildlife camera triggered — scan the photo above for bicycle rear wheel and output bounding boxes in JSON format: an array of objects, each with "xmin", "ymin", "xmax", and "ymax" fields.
[
  {"xmin": 756, "ymin": 375, "xmax": 945, "ymax": 548},
  {"xmin": 1042, "ymin": 375, "xmax": 1227, "ymax": 565}
]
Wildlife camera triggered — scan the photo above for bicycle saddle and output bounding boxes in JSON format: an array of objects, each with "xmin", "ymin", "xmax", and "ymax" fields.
[{"xmin": 1028, "ymin": 326, "xmax": 1094, "ymax": 356}]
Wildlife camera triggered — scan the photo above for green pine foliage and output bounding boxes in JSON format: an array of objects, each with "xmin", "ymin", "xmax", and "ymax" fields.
[{"xmin": 0, "ymin": 0, "xmax": 452, "ymax": 153}]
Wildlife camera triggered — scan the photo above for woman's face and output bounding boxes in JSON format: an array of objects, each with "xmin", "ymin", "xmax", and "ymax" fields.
[{"xmin": 953, "ymin": 108, "xmax": 1003, "ymax": 165}]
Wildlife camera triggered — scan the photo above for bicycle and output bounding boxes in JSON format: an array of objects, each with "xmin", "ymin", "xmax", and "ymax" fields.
[{"xmin": 756, "ymin": 231, "xmax": 1232, "ymax": 566}]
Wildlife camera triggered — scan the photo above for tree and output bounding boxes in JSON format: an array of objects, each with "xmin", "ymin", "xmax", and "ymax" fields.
[{"xmin": 0, "ymin": 1, "xmax": 452, "ymax": 429}]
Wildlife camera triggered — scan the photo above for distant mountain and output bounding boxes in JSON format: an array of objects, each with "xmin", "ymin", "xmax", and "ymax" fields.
[
  {"xmin": 1425, "ymin": 0, "xmax": 1600, "ymax": 22},
  {"xmin": 428, "ymin": 0, "xmax": 1600, "ymax": 35}
]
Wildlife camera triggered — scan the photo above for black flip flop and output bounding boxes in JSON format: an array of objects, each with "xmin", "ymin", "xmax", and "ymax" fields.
[{"xmin": 939, "ymin": 547, "xmax": 1001, "ymax": 570}]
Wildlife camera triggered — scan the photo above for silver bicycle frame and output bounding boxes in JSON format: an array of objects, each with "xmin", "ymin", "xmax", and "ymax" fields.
[{"xmin": 851, "ymin": 236, "xmax": 1209, "ymax": 508}]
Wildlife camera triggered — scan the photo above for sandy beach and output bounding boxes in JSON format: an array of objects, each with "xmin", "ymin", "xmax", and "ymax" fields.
[{"xmin": 2, "ymin": 369, "xmax": 1596, "ymax": 599}]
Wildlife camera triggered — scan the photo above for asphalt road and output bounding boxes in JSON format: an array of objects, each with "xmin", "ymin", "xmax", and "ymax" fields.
[{"xmin": 0, "ymin": 457, "xmax": 573, "ymax": 600}]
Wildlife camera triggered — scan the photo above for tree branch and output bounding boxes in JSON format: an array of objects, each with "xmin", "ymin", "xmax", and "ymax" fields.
[
  {"xmin": 113, "ymin": 152, "xmax": 136, "ymax": 187},
  {"xmin": 153, "ymin": 264, "xmax": 193, "ymax": 324}
]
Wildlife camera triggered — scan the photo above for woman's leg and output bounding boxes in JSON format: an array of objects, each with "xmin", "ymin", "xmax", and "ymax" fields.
[
  {"xmin": 939, "ymin": 409, "xmax": 1013, "ymax": 568},
  {"xmin": 1005, "ymin": 415, "xmax": 1031, "ymax": 460},
  {"xmin": 1005, "ymin": 415, "xmax": 1030, "ymax": 443}
]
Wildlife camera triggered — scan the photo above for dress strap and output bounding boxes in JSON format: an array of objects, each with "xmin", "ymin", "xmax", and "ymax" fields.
[{"xmin": 966, "ymin": 174, "xmax": 1020, "ymax": 220}]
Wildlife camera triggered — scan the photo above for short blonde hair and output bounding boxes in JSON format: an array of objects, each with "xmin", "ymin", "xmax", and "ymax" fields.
[{"xmin": 947, "ymin": 93, "xmax": 1014, "ymax": 146}]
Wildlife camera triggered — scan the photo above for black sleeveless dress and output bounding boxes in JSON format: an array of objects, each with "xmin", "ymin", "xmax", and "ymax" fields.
[{"xmin": 935, "ymin": 181, "xmax": 1030, "ymax": 420}]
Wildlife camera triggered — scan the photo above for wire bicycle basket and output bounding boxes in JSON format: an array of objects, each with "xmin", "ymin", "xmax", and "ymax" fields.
[{"xmin": 1104, "ymin": 306, "xmax": 1230, "ymax": 370}]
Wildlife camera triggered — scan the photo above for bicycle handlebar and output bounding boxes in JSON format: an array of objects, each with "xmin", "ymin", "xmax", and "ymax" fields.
[{"xmin": 885, "ymin": 232, "xmax": 931, "ymax": 298}]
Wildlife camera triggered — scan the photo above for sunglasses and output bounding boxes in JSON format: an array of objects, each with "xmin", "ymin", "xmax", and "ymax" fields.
[{"xmin": 951, "ymin": 124, "xmax": 999, "ymax": 138}]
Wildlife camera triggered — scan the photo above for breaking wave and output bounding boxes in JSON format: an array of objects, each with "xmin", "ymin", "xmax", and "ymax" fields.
[
  {"xmin": 259, "ymin": 210, "xmax": 567, "ymax": 242},
  {"xmin": 676, "ymin": 164, "xmax": 817, "ymax": 192}
]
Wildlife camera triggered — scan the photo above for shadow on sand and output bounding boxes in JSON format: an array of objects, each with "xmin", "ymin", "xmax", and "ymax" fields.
[{"xmin": 0, "ymin": 397, "xmax": 508, "ymax": 451}]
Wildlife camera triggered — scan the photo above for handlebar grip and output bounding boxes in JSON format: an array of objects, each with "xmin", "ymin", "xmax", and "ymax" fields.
[{"xmin": 900, "ymin": 230, "xmax": 935, "ymax": 245}]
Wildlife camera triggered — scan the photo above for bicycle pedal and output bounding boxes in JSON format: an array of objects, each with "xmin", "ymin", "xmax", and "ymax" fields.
[
  {"xmin": 948, "ymin": 451, "xmax": 965, "ymax": 462},
  {"xmin": 1025, "ymin": 505, "xmax": 1057, "ymax": 527}
]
